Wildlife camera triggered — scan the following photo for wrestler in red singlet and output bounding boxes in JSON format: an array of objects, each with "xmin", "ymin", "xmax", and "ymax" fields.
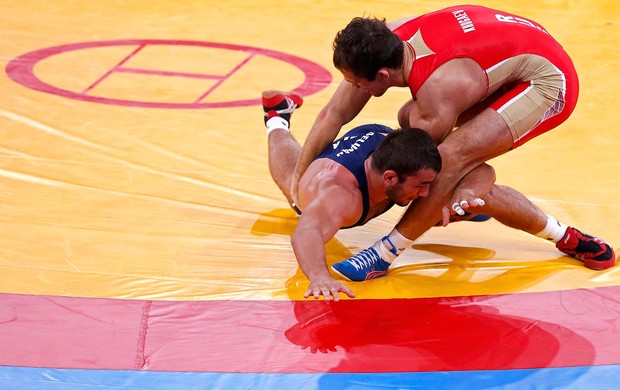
[{"xmin": 392, "ymin": 5, "xmax": 578, "ymax": 147}]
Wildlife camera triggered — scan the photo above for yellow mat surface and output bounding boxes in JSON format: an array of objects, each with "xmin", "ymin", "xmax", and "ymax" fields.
[{"xmin": 1, "ymin": 0, "xmax": 618, "ymax": 301}]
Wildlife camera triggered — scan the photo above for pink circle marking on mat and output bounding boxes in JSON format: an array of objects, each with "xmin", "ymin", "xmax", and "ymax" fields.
[{"xmin": 6, "ymin": 39, "xmax": 332, "ymax": 109}]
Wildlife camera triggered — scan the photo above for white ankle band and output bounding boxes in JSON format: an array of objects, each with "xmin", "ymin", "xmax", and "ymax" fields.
[
  {"xmin": 373, "ymin": 229, "xmax": 412, "ymax": 262},
  {"xmin": 266, "ymin": 116, "xmax": 289, "ymax": 134},
  {"xmin": 535, "ymin": 215, "xmax": 567, "ymax": 243},
  {"xmin": 386, "ymin": 228, "xmax": 412, "ymax": 255}
]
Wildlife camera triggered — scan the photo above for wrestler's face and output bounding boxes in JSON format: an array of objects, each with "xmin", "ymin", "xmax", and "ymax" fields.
[
  {"xmin": 385, "ymin": 169, "xmax": 436, "ymax": 206},
  {"xmin": 340, "ymin": 69, "xmax": 390, "ymax": 97}
]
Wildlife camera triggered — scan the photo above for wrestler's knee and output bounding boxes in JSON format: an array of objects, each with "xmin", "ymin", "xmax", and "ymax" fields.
[
  {"xmin": 437, "ymin": 137, "xmax": 487, "ymax": 174},
  {"xmin": 437, "ymin": 142, "xmax": 469, "ymax": 172}
]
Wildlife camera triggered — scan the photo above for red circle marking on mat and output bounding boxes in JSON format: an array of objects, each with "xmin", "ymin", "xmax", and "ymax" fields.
[{"xmin": 5, "ymin": 39, "xmax": 332, "ymax": 108}]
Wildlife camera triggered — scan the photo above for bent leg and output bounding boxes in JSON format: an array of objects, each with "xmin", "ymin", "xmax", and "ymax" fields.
[
  {"xmin": 393, "ymin": 55, "xmax": 577, "ymax": 241},
  {"xmin": 262, "ymin": 90, "xmax": 304, "ymax": 206},
  {"xmin": 469, "ymin": 184, "xmax": 547, "ymax": 234},
  {"xmin": 396, "ymin": 108, "xmax": 514, "ymax": 240},
  {"xmin": 268, "ymin": 129, "xmax": 301, "ymax": 205},
  {"xmin": 463, "ymin": 184, "xmax": 616, "ymax": 269}
]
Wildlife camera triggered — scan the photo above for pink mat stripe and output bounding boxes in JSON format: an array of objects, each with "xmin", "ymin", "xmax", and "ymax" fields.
[{"xmin": 1, "ymin": 287, "xmax": 619, "ymax": 372}]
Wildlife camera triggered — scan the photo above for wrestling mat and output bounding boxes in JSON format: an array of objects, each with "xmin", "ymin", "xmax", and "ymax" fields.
[{"xmin": 1, "ymin": 0, "xmax": 619, "ymax": 388}]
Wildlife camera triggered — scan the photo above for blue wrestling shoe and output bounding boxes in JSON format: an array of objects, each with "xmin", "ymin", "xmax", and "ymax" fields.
[
  {"xmin": 331, "ymin": 248, "xmax": 391, "ymax": 281},
  {"xmin": 435, "ymin": 211, "xmax": 492, "ymax": 226},
  {"xmin": 455, "ymin": 212, "xmax": 492, "ymax": 222}
]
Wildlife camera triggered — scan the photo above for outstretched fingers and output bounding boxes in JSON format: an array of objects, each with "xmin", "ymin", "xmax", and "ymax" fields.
[{"xmin": 304, "ymin": 279, "xmax": 355, "ymax": 301}]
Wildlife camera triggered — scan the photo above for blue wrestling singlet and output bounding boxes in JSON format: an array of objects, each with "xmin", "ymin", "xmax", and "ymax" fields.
[{"xmin": 315, "ymin": 124, "xmax": 395, "ymax": 228}]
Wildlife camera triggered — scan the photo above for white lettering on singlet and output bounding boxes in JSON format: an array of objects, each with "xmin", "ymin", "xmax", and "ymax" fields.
[
  {"xmin": 335, "ymin": 131, "xmax": 374, "ymax": 157},
  {"xmin": 495, "ymin": 14, "xmax": 549, "ymax": 34},
  {"xmin": 452, "ymin": 10, "xmax": 476, "ymax": 33}
]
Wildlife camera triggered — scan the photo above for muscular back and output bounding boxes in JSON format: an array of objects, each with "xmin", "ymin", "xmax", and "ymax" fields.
[
  {"xmin": 299, "ymin": 159, "xmax": 364, "ymax": 228},
  {"xmin": 298, "ymin": 124, "xmax": 395, "ymax": 229}
]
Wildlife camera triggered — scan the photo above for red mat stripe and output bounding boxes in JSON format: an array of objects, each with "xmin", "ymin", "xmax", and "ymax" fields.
[{"xmin": 1, "ymin": 287, "xmax": 619, "ymax": 372}]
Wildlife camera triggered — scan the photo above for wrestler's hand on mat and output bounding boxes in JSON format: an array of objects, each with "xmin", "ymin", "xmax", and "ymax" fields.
[
  {"xmin": 304, "ymin": 277, "xmax": 355, "ymax": 301},
  {"xmin": 440, "ymin": 190, "xmax": 486, "ymax": 227}
]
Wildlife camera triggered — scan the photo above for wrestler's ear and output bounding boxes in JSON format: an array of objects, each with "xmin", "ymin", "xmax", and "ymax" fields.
[
  {"xmin": 383, "ymin": 170, "xmax": 398, "ymax": 184},
  {"xmin": 376, "ymin": 68, "xmax": 390, "ymax": 81}
]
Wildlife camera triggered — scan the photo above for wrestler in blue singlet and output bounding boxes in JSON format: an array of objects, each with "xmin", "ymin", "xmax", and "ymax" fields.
[{"xmin": 314, "ymin": 124, "xmax": 395, "ymax": 228}]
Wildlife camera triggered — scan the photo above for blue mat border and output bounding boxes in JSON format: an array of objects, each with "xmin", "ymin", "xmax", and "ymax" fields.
[{"xmin": 1, "ymin": 364, "xmax": 619, "ymax": 389}]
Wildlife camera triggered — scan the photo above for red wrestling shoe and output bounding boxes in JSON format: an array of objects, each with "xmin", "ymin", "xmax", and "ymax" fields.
[
  {"xmin": 262, "ymin": 90, "xmax": 303, "ymax": 124},
  {"xmin": 556, "ymin": 227, "xmax": 616, "ymax": 270}
]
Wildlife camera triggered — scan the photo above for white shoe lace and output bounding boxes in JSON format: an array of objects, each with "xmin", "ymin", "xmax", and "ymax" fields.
[
  {"xmin": 263, "ymin": 95, "xmax": 298, "ymax": 119},
  {"xmin": 348, "ymin": 249, "xmax": 380, "ymax": 271},
  {"xmin": 274, "ymin": 96, "xmax": 297, "ymax": 115}
]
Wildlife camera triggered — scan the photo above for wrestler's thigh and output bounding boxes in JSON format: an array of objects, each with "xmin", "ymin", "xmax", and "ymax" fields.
[
  {"xmin": 455, "ymin": 88, "xmax": 504, "ymax": 127},
  {"xmin": 495, "ymin": 82, "xmax": 558, "ymax": 144},
  {"xmin": 441, "ymin": 108, "xmax": 514, "ymax": 168}
]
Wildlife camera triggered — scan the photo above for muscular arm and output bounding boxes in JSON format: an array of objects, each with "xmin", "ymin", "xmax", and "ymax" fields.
[
  {"xmin": 290, "ymin": 81, "xmax": 371, "ymax": 203},
  {"xmin": 292, "ymin": 182, "xmax": 358, "ymax": 300},
  {"xmin": 395, "ymin": 59, "xmax": 496, "ymax": 238},
  {"xmin": 409, "ymin": 59, "xmax": 487, "ymax": 142},
  {"xmin": 440, "ymin": 163, "xmax": 496, "ymax": 225},
  {"xmin": 291, "ymin": 206, "xmax": 339, "ymax": 284}
]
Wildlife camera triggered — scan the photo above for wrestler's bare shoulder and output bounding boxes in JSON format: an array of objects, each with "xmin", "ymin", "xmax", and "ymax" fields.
[{"xmin": 301, "ymin": 159, "xmax": 358, "ymax": 191}]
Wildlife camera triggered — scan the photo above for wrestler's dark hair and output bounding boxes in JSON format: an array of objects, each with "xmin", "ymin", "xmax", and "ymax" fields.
[
  {"xmin": 371, "ymin": 127, "xmax": 442, "ymax": 181},
  {"xmin": 333, "ymin": 16, "xmax": 404, "ymax": 81}
]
